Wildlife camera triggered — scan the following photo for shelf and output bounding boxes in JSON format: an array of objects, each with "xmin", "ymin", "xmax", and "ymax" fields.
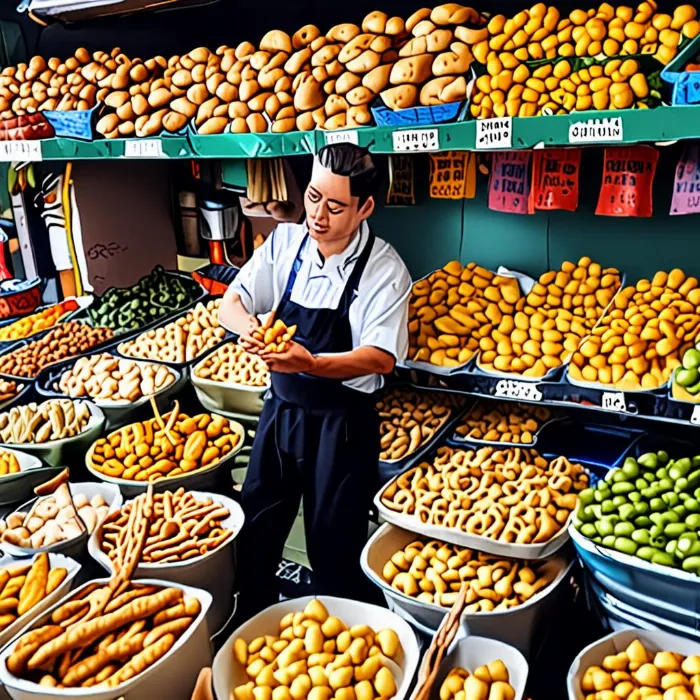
[{"xmin": 7, "ymin": 104, "xmax": 700, "ymax": 162}]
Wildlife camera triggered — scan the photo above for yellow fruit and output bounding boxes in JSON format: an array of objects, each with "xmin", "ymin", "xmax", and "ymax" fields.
[
  {"xmin": 513, "ymin": 64, "xmax": 530, "ymax": 83},
  {"xmin": 593, "ymin": 89, "xmax": 610, "ymax": 109},
  {"xmin": 533, "ymin": 64, "xmax": 553, "ymax": 78},
  {"xmin": 590, "ymin": 76, "xmax": 612, "ymax": 91},
  {"xmin": 575, "ymin": 35, "xmax": 592, "ymax": 56},
  {"xmin": 590, "ymin": 64, "xmax": 604, "ymax": 77},
  {"xmin": 630, "ymin": 73, "xmax": 649, "ymax": 98},
  {"xmin": 597, "ymin": 2, "xmax": 615, "ymax": 20},
  {"xmin": 611, "ymin": 87, "xmax": 634, "ymax": 109},
  {"xmin": 526, "ymin": 77, "xmax": 546, "ymax": 92},
  {"xmin": 659, "ymin": 28, "xmax": 680, "ymax": 48},
  {"xmin": 505, "ymin": 99, "xmax": 521, "ymax": 116},
  {"xmin": 576, "ymin": 94, "xmax": 593, "ymax": 110},
  {"xmin": 586, "ymin": 18, "xmax": 606, "ymax": 40},
  {"xmin": 473, "ymin": 40, "xmax": 490, "ymax": 64},
  {"xmin": 487, "ymin": 57, "xmax": 504, "ymax": 76},
  {"xmin": 684, "ymin": 20, "xmax": 700, "ymax": 38},
  {"xmin": 652, "ymin": 13, "xmax": 672, "ymax": 29},
  {"xmin": 554, "ymin": 60, "xmax": 572, "ymax": 78},
  {"xmin": 605, "ymin": 59, "xmax": 622, "ymax": 75},
  {"xmin": 570, "ymin": 8, "xmax": 588, "ymax": 24},
  {"xmin": 490, "ymin": 34, "xmax": 510, "ymax": 51},
  {"xmin": 622, "ymin": 39, "xmax": 639, "ymax": 54},
  {"xmin": 476, "ymin": 75, "xmax": 492, "ymax": 93},
  {"xmin": 496, "ymin": 72, "xmax": 513, "ymax": 91},
  {"xmin": 609, "ymin": 26, "xmax": 626, "ymax": 42},
  {"xmin": 519, "ymin": 102, "xmax": 537, "ymax": 116},
  {"xmin": 616, "ymin": 5, "xmax": 634, "ymax": 21},
  {"xmin": 491, "ymin": 89, "xmax": 506, "ymax": 105},
  {"xmin": 624, "ymin": 22, "xmax": 645, "ymax": 39},
  {"xmin": 654, "ymin": 44, "xmax": 675, "ymax": 64},
  {"xmin": 620, "ymin": 58, "xmax": 639, "ymax": 76},
  {"xmin": 500, "ymin": 52, "xmax": 519, "ymax": 69},
  {"xmin": 671, "ymin": 4, "xmax": 697, "ymax": 30},
  {"xmin": 522, "ymin": 87, "xmax": 539, "ymax": 102},
  {"xmin": 488, "ymin": 15, "xmax": 507, "ymax": 34},
  {"xmin": 559, "ymin": 43, "xmax": 576, "ymax": 56},
  {"xmin": 528, "ymin": 42, "xmax": 545, "ymax": 59}
]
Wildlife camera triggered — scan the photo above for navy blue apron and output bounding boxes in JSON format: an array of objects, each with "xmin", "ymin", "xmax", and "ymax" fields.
[{"xmin": 238, "ymin": 230, "xmax": 381, "ymax": 617}]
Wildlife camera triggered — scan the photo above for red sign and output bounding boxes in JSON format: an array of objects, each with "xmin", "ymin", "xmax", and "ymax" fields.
[
  {"xmin": 596, "ymin": 146, "xmax": 658, "ymax": 217},
  {"xmin": 488, "ymin": 151, "xmax": 531, "ymax": 215},
  {"xmin": 529, "ymin": 149, "xmax": 581, "ymax": 212}
]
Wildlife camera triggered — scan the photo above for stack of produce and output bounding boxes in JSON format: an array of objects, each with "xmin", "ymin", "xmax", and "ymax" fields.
[
  {"xmin": 0, "ymin": 399, "xmax": 92, "ymax": 444},
  {"xmin": 577, "ymin": 638, "xmax": 700, "ymax": 698},
  {"xmin": 0, "ymin": 554, "xmax": 67, "ymax": 632},
  {"xmin": 574, "ymin": 450, "xmax": 700, "ymax": 575},
  {"xmin": 118, "ymin": 299, "xmax": 225, "ymax": 364},
  {"xmin": 382, "ymin": 537, "xmax": 557, "ymax": 610},
  {"xmin": 89, "ymin": 401, "xmax": 240, "ymax": 482},
  {"xmin": 0, "ymin": 321, "xmax": 113, "ymax": 379},
  {"xmin": 570, "ymin": 269, "xmax": 700, "ymax": 389},
  {"xmin": 231, "ymin": 598, "xmax": 402, "ymax": 700},
  {"xmin": 55, "ymin": 353, "xmax": 176, "ymax": 402},
  {"xmin": 193, "ymin": 343, "xmax": 269, "ymax": 386},
  {"xmin": 673, "ymin": 344, "xmax": 700, "ymax": 400},
  {"xmin": 381, "ymin": 445, "xmax": 588, "ymax": 545},
  {"xmin": 377, "ymin": 388, "xmax": 465, "ymax": 461},
  {"xmin": 455, "ymin": 401, "xmax": 552, "ymax": 444},
  {"xmin": 87, "ymin": 266, "xmax": 201, "ymax": 334},
  {"xmin": 440, "ymin": 662, "xmax": 516, "ymax": 700},
  {"xmin": 407, "ymin": 260, "xmax": 521, "ymax": 368},
  {"xmin": 0, "ymin": 299, "xmax": 78, "ymax": 341},
  {"xmin": 99, "ymin": 488, "xmax": 234, "ymax": 564}
]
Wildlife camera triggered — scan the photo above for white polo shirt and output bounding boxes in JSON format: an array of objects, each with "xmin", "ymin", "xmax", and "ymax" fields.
[{"xmin": 230, "ymin": 221, "xmax": 412, "ymax": 393}]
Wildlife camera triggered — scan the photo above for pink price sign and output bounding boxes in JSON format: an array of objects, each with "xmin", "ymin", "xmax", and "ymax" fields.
[
  {"xmin": 670, "ymin": 144, "xmax": 700, "ymax": 216},
  {"xmin": 488, "ymin": 151, "xmax": 531, "ymax": 215}
]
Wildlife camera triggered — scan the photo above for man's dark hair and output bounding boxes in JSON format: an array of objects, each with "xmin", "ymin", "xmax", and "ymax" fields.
[{"xmin": 316, "ymin": 143, "xmax": 377, "ymax": 206}]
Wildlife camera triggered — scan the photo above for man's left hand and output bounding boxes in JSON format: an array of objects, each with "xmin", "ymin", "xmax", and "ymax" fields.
[{"xmin": 262, "ymin": 341, "xmax": 317, "ymax": 374}]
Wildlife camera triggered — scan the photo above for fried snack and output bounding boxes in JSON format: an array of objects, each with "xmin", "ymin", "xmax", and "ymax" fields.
[
  {"xmin": 455, "ymin": 401, "xmax": 552, "ymax": 445},
  {"xmin": 0, "ymin": 488, "xmax": 109, "ymax": 549},
  {"xmin": 56, "ymin": 353, "xmax": 176, "ymax": 402},
  {"xmin": 580, "ymin": 638, "xmax": 700, "ymax": 699},
  {"xmin": 100, "ymin": 488, "xmax": 234, "ymax": 565},
  {"xmin": 231, "ymin": 598, "xmax": 401, "ymax": 700},
  {"xmin": 408, "ymin": 261, "xmax": 522, "ymax": 368},
  {"xmin": 89, "ymin": 402, "xmax": 240, "ymax": 482},
  {"xmin": 250, "ymin": 313, "xmax": 296, "ymax": 353},
  {"xmin": 0, "ymin": 300, "xmax": 79, "ymax": 341},
  {"xmin": 0, "ymin": 399, "xmax": 91, "ymax": 444},
  {"xmin": 5, "ymin": 581, "xmax": 198, "ymax": 689},
  {"xmin": 118, "ymin": 300, "xmax": 225, "ymax": 364},
  {"xmin": 478, "ymin": 257, "xmax": 621, "ymax": 378},
  {"xmin": 0, "ymin": 322, "xmax": 113, "ymax": 378},
  {"xmin": 0, "ymin": 379, "xmax": 22, "ymax": 404},
  {"xmin": 0, "ymin": 449, "xmax": 20, "ymax": 477},
  {"xmin": 0, "ymin": 554, "xmax": 67, "ymax": 632},
  {"xmin": 193, "ymin": 342, "xmax": 269, "ymax": 386},
  {"xmin": 440, "ymin": 663, "xmax": 515, "ymax": 700},
  {"xmin": 377, "ymin": 387, "xmax": 465, "ymax": 462},
  {"xmin": 383, "ymin": 538, "xmax": 556, "ymax": 611},
  {"xmin": 570, "ymin": 268, "xmax": 700, "ymax": 390},
  {"xmin": 381, "ymin": 446, "xmax": 588, "ymax": 546}
]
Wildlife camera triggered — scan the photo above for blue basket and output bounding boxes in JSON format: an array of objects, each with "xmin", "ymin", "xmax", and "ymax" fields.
[
  {"xmin": 43, "ymin": 104, "xmax": 101, "ymax": 140},
  {"xmin": 371, "ymin": 99, "xmax": 467, "ymax": 128},
  {"xmin": 662, "ymin": 70, "xmax": 700, "ymax": 105}
]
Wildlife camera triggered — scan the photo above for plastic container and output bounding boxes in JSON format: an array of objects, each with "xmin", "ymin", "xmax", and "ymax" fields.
[
  {"xmin": 43, "ymin": 105, "xmax": 101, "ymax": 140},
  {"xmin": 361, "ymin": 523, "xmax": 573, "ymax": 657},
  {"xmin": 85, "ymin": 417, "xmax": 245, "ymax": 497},
  {"xmin": 0, "ymin": 447, "xmax": 49, "ymax": 507},
  {"xmin": 0, "ymin": 279, "xmax": 41, "ymax": 322},
  {"xmin": 88, "ymin": 490, "xmax": 244, "ymax": 634},
  {"xmin": 0, "ymin": 400, "xmax": 105, "ymax": 467},
  {"xmin": 660, "ymin": 34, "xmax": 700, "ymax": 105},
  {"xmin": 212, "ymin": 596, "xmax": 420, "ymax": 700},
  {"xmin": 0, "ymin": 551, "xmax": 80, "ymax": 649},
  {"xmin": 371, "ymin": 99, "xmax": 468, "ymax": 128},
  {"xmin": 567, "ymin": 629, "xmax": 700, "ymax": 700},
  {"xmin": 0, "ymin": 578, "xmax": 213, "ymax": 700},
  {"xmin": 35, "ymin": 355, "xmax": 187, "ymax": 430},
  {"xmin": 1, "ymin": 481, "xmax": 122, "ymax": 559}
]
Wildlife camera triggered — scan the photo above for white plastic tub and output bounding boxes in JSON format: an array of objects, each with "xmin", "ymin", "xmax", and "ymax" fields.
[
  {"xmin": 567, "ymin": 629, "xmax": 700, "ymax": 700},
  {"xmin": 361, "ymin": 523, "xmax": 573, "ymax": 657},
  {"xmin": 1, "ymin": 482, "xmax": 122, "ymax": 560},
  {"xmin": 0, "ymin": 577, "xmax": 213, "ymax": 700},
  {"xmin": 0, "ymin": 551, "xmax": 80, "ymax": 649},
  {"xmin": 0, "ymin": 447, "xmax": 48, "ymax": 507},
  {"xmin": 212, "ymin": 595, "xmax": 420, "ymax": 700},
  {"xmin": 88, "ymin": 490, "xmax": 243, "ymax": 634}
]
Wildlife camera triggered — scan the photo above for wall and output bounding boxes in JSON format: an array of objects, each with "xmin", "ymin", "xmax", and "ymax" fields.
[{"xmin": 372, "ymin": 142, "xmax": 700, "ymax": 282}]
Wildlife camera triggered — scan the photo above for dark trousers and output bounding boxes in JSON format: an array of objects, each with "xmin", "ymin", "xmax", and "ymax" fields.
[{"xmin": 238, "ymin": 392, "xmax": 380, "ymax": 617}]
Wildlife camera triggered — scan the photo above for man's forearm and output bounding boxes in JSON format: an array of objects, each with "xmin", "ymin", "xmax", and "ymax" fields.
[
  {"xmin": 219, "ymin": 289, "xmax": 253, "ymax": 335},
  {"xmin": 309, "ymin": 346, "xmax": 395, "ymax": 379}
]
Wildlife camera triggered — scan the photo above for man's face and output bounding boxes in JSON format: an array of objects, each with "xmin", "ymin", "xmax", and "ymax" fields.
[{"xmin": 304, "ymin": 161, "xmax": 374, "ymax": 244}]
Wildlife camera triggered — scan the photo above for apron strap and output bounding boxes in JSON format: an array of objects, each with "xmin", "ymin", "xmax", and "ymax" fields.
[
  {"xmin": 279, "ymin": 232, "xmax": 309, "ymax": 308},
  {"xmin": 337, "ymin": 229, "xmax": 375, "ymax": 316}
]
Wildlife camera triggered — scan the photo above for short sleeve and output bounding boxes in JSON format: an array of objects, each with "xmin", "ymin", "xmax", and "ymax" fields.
[
  {"xmin": 228, "ymin": 228, "xmax": 278, "ymax": 315},
  {"xmin": 358, "ymin": 246, "xmax": 412, "ymax": 362}
]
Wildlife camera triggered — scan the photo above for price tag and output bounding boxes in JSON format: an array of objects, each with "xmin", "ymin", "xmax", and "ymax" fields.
[
  {"xmin": 324, "ymin": 130, "xmax": 359, "ymax": 146},
  {"xmin": 568, "ymin": 117, "xmax": 623, "ymax": 144},
  {"xmin": 475, "ymin": 117, "xmax": 512, "ymax": 150},
  {"xmin": 602, "ymin": 391, "xmax": 627, "ymax": 412},
  {"xmin": 494, "ymin": 380, "xmax": 543, "ymax": 402},
  {"xmin": 124, "ymin": 139, "xmax": 166, "ymax": 158},
  {"xmin": 0, "ymin": 140, "xmax": 42, "ymax": 162},
  {"xmin": 691, "ymin": 405, "xmax": 700, "ymax": 426},
  {"xmin": 392, "ymin": 128, "xmax": 439, "ymax": 152}
]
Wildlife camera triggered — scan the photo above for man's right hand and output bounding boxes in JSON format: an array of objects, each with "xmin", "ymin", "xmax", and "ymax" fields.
[{"xmin": 239, "ymin": 315, "xmax": 265, "ymax": 353}]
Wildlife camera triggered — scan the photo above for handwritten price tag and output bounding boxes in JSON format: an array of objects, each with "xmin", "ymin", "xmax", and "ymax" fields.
[
  {"xmin": 392, "ymin": 128, "xmax": 439, "ymax": 152},
  {"xmin": 691, "ymin": 405, "xmax": 700, "ymax": 426},
  {"xmin": 494, "ymin": 380, "xmax": 543, "ymax": 402},
  {"xmin": 476, "ymin": 117, "xmax": 512, "ymax": 150},
  {"xmin": 0, "ymin": 140, "xmax": 42, "ymax": 162},
  {"xmin": 324, "ymin": 130, "xmax": 359, "ymax": 146},
  {"xmin": 124, "ymin": 139, "xmax": 166, "ymax": 158},
  {"xmin": 568, "ymin": 117, "xmax": 623, "ymax": 144},
  {"xmin": 602, "ymin": 392, "xmax": 627, "ymax": 412}
]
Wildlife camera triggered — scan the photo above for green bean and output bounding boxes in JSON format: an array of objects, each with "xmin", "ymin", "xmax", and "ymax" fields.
[
  {"xmin": 673, "ymin": 505, "xmax": 688, "ymax": 519},
  {"xmin": 638, "ymin": 453, "xmax": 658, "ymax": 469},
  {"xmin": 662, "ymin": 492, "xmax": 680, "ymax": 508},
  {"xmin": 651, "ymin": 551, "xmax": 675, "ymax": 567},
  {"xmin": 613, "ymin": 537, "xmax": 637, "ymax": 555},
  {"xmin": 650, "ymin": 498, "xmax": 665, "ymax": 512},
  {"xmin": 614, "ymin": 521, "xmax": 635, "ymax": 537},
  {"xmin": 631, "ymin": 529, "xmax": 651, "ymax": 545},
  {"xmin": 629, "ymin": 492, "xmax": 642, "ymax": 504},
  {"xmin": 611, "ymin": 482, "xmax": 634, "ymax": 495},
  {"xmin": 682, "ymin": 556, "xmax": 700, "ymax": 574},
  {"xmin": 665, "ymin": 540, "xmax": 678, "ymax": 556},
  {"xmin": 612, "ymin": 495, "xmax": 628, "ymax": 508},
  {"xmin": 578, "ymin": 488, "xmax": 595, "ymax": 506},
  {"xmin": 685, "ymin": 498, "xmax": 700, "ymax": 513},
  {"xmin": 618, "ymin": 504, "xmax": 636, "ymax": 522},
  {"xmin": 601, "ymin": 500, "xmax": 617, "ymax": 515},
  {"xmin": 634, "ymin": 502, "xmax": 649, "ymax": 516},
  {"xmin": 687, "ymin": 514, "xmax": 700, "ymax": 530},
  {"xmin": 602, "ymin": 535, "xmax": 616, "ymax": 547},
  {"xmin": 687, "ymin": 470, "xmax": 700, "ymax": 491},
  {"xmin": 669, "ymin": 457, "xmax": 692, "ymax": 480},
  {"xmin": 657, "ymin": 468, "xmax": 670, "ymax": 481},
  {"xmin": 636, "ymin": 546, "xmax": 662, "ymax": 561},
  {"xmin": 634, "ymin": 516, "xmax": 652, "ymax": 528},
  {"xmin": 665, "ymin": 523, "xmax": 687, "ymax": 538},
  {"xmin": 580, "ymin": 523, "xmax": 597, "ymax": 539}
]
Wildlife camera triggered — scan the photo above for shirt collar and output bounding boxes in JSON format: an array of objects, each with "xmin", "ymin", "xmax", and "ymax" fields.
[{"xmin": 304, "ymin": 221, "xmax": 368, "ymax": 273}]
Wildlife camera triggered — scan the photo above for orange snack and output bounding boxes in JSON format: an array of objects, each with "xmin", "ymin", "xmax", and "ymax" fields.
[{"xmin": 0, "ymin": 300, "xmax": 78, "ymax": 342}]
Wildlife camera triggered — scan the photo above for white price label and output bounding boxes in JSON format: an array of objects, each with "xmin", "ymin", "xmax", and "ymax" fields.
[
  {"xmin": 0, "ymin": 140, "xmax": 42, "ymax": 162},
  {"xmin": 392, "ymin": 128, "xmax": 439, "ymax": 152},
  {"xmin": 124, "ymin": 139, "xmax": 166, "ymax": 158},
  {"xmin": 475, "ymin": 117, "xmax": 512, "ymax": 150},
  {"xmin": 324, "ymin": 130, "xmax": 359, "ymax": 146},
  {"xmin": 602, "ymin": 391, "xmax": 627, "ymax": 412},
  {"xmin": 494, "ymin": 380, "xmax": 543, "ymax": 402},
  {"xmin": 568, "ymin": 117, "xmax": 623, "ymax": 144},
  {"xmin": 691, "ymin": 405, "xmax": 700, "ymax": 426}
]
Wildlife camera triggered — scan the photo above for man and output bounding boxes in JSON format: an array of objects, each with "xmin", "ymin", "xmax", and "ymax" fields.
[{"xmin": 219, "ymin": 143, "xmax": 411, "ymax": 615}]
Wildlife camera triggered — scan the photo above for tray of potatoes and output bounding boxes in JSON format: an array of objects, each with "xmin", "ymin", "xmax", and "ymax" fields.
[{"xmin": 568, "ymin": 268, "xmax": 700, "ymax": 393}]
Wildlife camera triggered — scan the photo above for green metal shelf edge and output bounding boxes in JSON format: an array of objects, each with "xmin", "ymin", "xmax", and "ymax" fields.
[{"xmin": 28, "ymin": 104, "xmax": 700, "ymax": 161}]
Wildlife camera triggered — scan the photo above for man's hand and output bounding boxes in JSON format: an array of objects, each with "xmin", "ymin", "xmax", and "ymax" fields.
[
  {"xmin": 239, "ymin": 315, "xmax": 265, "ymax": 353},
  {"xmin": 262, "ymin": 341, "xmax": 317, "ymax": 374}
]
